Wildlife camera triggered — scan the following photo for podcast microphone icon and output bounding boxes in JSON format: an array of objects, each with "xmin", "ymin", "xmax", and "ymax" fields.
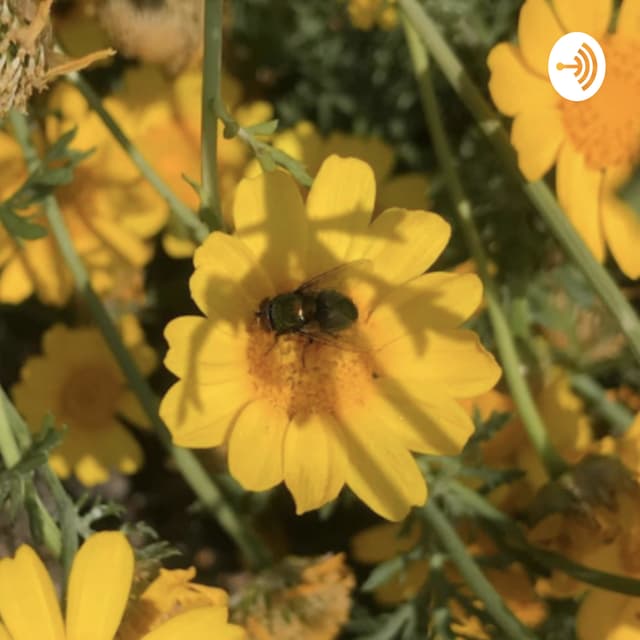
[{"xmin": 548, "ymin": 32, "xmax": 606, "ymax": 101}]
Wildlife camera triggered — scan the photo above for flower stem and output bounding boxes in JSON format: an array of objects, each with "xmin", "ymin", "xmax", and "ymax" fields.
[
  {"xmin": 68, "ymin": 72, "xmax": 209, "ymax": 245},
  {"xmin": 571, "ymin": 373, "xmax": 634, "ymax": 436},
  {"xmin": 449, "ymin": 479, "xmax": 640, "ymax": 596},
  {"xmin": 398, "ymin": 0, "xmax": 640, "ymax": 366},
  {"xmin": 0, "ymin": 387, "xmax": 63, "ymax": 559},
  {"xmin": 422, "ymin": 500, "xmax": 539, "ymax": 640},
  {"xmin": 200, "ymin": 0, "xmax": 225, "ymax": 231},
  {"xmin": 10, "ymin": 111, "xmax": 270, "ymax": 570},
  {"xmin": 402, "ymin": 19, "xmax": 567, "ymax": 479}
]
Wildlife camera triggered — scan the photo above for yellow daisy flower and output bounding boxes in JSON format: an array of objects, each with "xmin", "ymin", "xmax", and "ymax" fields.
[
  {"xmin": 0, "ymin": 82, "xmax": 165, "ymax": 306},
  {"xmin": 107, "ymin": 65, "xmax": 272, "ymax": 257},
  {"xmin": 346, "ymin": 0, "xmax": 398, "ymax": 31},
  {"xmin": 247, "ymin": 121, "xmax": 429, "ymax": 214},
  {"xmin": 12, "ymin": 316, "xmax": 156, "ymax": 486},
  {"xmin": 488, "ymin": 0, "xmax": 640, "ymax": 278},
  {"xmin": 0, "ymin": 531, "xmax": 245, "ymax": 640},
  {"xmin": 159, "ymin": 155, "xmax": 500, "ymax": 521}
]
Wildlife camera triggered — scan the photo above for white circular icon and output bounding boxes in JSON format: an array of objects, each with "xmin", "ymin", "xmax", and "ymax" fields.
[{"xmin": 547, "ymin": 32, "xmax": 606, "ymax": 101}]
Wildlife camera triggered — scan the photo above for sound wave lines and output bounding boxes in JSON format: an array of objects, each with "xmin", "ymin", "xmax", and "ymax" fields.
[{"xmin": 556, "ymin": 42, "xmax": 598, "ymax": 91}]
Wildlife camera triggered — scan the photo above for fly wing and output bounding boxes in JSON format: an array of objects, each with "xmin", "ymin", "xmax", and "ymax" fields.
[
  {"xmin": 298, "ymin": 325, "xmax": 371, "ymax": 353},
  {"xmin": 297, "ymin": 259, "xmax": 372, "ymax": 293}
]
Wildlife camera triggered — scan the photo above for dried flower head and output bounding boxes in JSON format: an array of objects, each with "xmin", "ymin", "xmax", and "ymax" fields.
[
  {"xmin": 0, "ymin": 0, "xmax": 113, "ymax": 116},
  {"xmin": 231, "ymin": 554, "xmax": 355, "ymax": 640}
]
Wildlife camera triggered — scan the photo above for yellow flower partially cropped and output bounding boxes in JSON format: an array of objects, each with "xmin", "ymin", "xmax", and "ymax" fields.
[
  {"xmin": 107, "ymin": 65, "xmax": 272, "ymax": 257},
  {"xmin": 488, "ymin": 0, "xmax": 640, "ymax": 278},
  {"xmin": 346, "ymin": 0, "xmax": 398, "ymax": 30},
  {"xmin": 248, "ymin": 121, "xmax": 429, "ymax": 214},
  {"xmin": 118, "ymin": 567, "xmax": 229, "ymax": 639},
  {"xmin": 231, "ymin": 554, "xmax": 355, "ymax": 640},
  {"xmin": 0, "ymin": 531, "xmax": 245, "ymax": 640},
  {"xmin": 0, "ymin": 82, "xmax": 164, "ymax": 306},
  {"xmin": 160, "ymin": 155, "xmax": 501, "ymax": 521},
  {"xmin": 12, "ymin": 316, "xmax": 156, "ymax": 486}
]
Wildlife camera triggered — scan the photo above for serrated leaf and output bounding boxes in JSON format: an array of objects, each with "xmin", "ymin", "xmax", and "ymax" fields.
[
  {"xmin": 245, "ymin": 118, "xmax": 280, "ymax": 136},
  {"xmin": 44, "ymin": 127, "xmax": 78, "ymax": 160},
  {"xmin": 0, "ymin": 207, "xmax": 48, "ymax": 239}
]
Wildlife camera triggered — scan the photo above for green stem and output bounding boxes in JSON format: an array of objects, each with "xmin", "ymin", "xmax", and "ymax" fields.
[
  {"xmin": 200, "ymin": 0, "xmax": 225, "ymax": 231},
  {"xmin": 398, "ymin": 0, "xmax": 640, "ymax": 365},
  {"xmin": 571, "ymin": 373, "xmax": 634, "ymax": 436},
  {"xmin": 449, "ymin": 480, "xmax": 640, "ymax": 596},
  {"xmin": 422, "ymin": 500, "xmax": 539, "ymax": 640},
  {"xmin": 10, "ymin": 111, "xmax": 270, "ymax": 570},
  {"xmin": 0, "ymin": 387, "xmax": 63, "ymax": 558},
  {"xmin": 67, "ymin": 72, "xmax": 209, "ymax": 245},
  {"xmin": 402, "ymin": 19, "xmax": 566, "ymax": 479}
]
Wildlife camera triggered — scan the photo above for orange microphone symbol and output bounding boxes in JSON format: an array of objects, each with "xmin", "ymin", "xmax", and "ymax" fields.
[
  {"xmin": 548, "ymin": 32, "xmax": 606, "ymax": 101},
  {"xmin": 556, "ymin": 42, "xmax": 599, "ymax": 91}
]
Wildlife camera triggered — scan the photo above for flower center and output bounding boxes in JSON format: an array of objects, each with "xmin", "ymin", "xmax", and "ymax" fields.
[
  {"xmin": 60, "ymin": 365, "xmax": 122, "ymax": 427},
  {"xmin": 560, "ymin": 34, "xmax": 640, "ymax": 169},
  {"xmin": 247, "ymin": 324, "xmax": 378, "ymax": 421}
]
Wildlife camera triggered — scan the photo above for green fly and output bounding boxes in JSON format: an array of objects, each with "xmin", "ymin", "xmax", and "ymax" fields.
[{"xmin": 257, "ymin": 260, "xmax": 368, "ymax": 349}]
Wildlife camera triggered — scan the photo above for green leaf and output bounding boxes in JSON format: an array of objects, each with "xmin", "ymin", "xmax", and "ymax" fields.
[
  {"xmin": 245, "ymin": 119, "xmax": 280, "ymax": 137},
  {"xmin": 362, "ymin": 555, "xmax": 405, "ymax": 591},
  {"xmin": 256, "ymin": 149, "xmax": 278, "ymax": 172},
  {"xmin": 0, "ymin": 206, "xmax": 48, "ymax": 239},
  {"xmin": 354, "ymin": 605, "xmax": 415, "ymax": 640}
]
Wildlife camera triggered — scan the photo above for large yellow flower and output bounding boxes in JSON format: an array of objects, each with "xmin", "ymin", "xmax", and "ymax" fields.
[
  {"xmin": 0, "ymin": 82, "xmax": 165, "ymax": 306},
  {"xmin": 248, "ymin": 121, "xmax": 429, "ymax": 214},
  {"xmin": 12, "ymin": 316, "xmax": 156, "ymax": 486},
  {"xmin": 160, "ymin": 155, "xmax": 500, "ymax": 521},
  {"xmin": 0, "ymin": 531, "xmax": 245, "ymax": 640},
  {"xmin": 488, "ymin": 0, "xmax": 640, "ymax": 278},
  {"xmin": 107, "ymin": 65, "xmax": 272, "ymax": 257}
]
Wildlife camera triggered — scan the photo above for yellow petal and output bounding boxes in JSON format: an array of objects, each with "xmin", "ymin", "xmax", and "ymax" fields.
[
  {"xmin": 348, "ymin": 209, "xmax": 451, "ymax": 286},
  {"xmin": 306, "ymin": 155, "xmax": 376, "ymax": 273},
  {"xmin": 0, "ymin": 254, "xmax": 34, "ymax": 304},
  {"xmin": 163, "ymin": 316, "xmax": 249, "ymax": 382},
  {"xmin": 74, "ymin": 455, "xmax": 110, "ymax": 486},
  {"xmin": 142, "ymin": 607, "xmax": 245, "ymax": 640},
  {"xmin": 488, "ymin": 43, "xmax": 558, "ymax": 117},
  {"xmin": 576, "ymin": 589, "xmax": 638, "ymax": 640},
  {"xmin": 376, "ymin": 174, "xmax": 429, "ymax": 213},
  {"xmin": 351, "ymin": 522, "xmax": 421, "ymax": 563},
  {"xmin": 160, "ymin": 380, "xmax": 249, "ymax": 448},
  {"xmin": 556, "ymin": 142, "xmax": 605, "ymax": 262},
  {"xmin": 0, "ymin": 622, "xmax": 11, "ymax": 640},
  {"xmin": 342, "ymin": 413, "xmax": 427, "ymax": 521},
  {"xmin": 601, "ymin": 167, "xmax": 640, "ymax": 278},
  {"xmin": 88, "ymin": 216, "xmax": 152, "ymax": 267},
  {"xmin": 370, "ymin": 272, "xmax": 483, "ymax": 333},
  {"xmin": 228, "ymin": 400, "xmax": 286, "ymax": 491},
  {"xmin": 191, "ymin": 232, "xmax": 274, "ymax": 322},
  {"xmin": 377, "ymin": 328, "xmax": 502, "ymax": 398},
  {"xmin": 0, "ymin": 545, "xmax": 65, "ymax": 640},
  {"xmin": 324, "ymin": 133, "xmax": 395, "ymax": 182},
  {"xmin": 233, "ymin": 170, "xmax": 309, "ymax": 289},
  {"xmin": 371, "ymin": 378, "xmax": 475, "ymax": 455},
  {"xmin": 117, "ymin": 390, "xmax": 150, "ymax": 428},
  {"xmin": 511, "ymin": 107, "xmax": 565, "ymax": 180},
  {"xmin": 553, "ymin": 0, "xmax": 612, "ymax": 38},
  {"xmin": 66, "ymin": 531, "xmax": 134, "ymax": 640},
  {"xmin": 518, "ymin": 0, "xmax": 564, "ymax": 76},
  {"xmin": 617, "ymin": 0, "xmax": 640, "ymax": 35},
  {"xmin": 283, "ymin": 414, "xmax": 346, "ymax": 514},
  {"xmin": 97, "ymin": 423, "xmax": 144, "ymax": 474},
  {"xmin": 23, "ymin": 237, "xmax": 71, "ymax": 306}
]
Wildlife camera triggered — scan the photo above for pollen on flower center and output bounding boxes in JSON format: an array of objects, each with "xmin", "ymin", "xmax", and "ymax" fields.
[
  {"xmin": 60, "ymin": 365, "xmax": 122, "ymax": 425},
  {"xmin": 560, "ymin": 35, "xmax": 640, "ymax": 169},
  {"xmin": 246, "ymin": 324, "xmax": 377, "ymax": 421}
]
